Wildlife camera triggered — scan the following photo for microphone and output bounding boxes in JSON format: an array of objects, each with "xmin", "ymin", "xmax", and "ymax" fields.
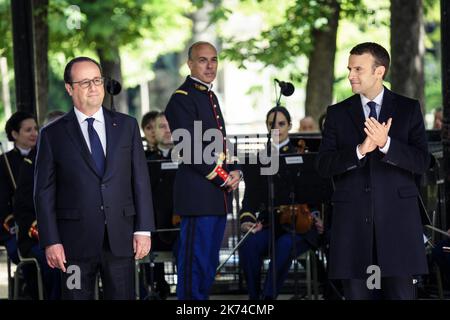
[
  {"xmin": 275, "ymin": 79, "xmax": 295, "ymax": 96},
  {"xmin": 106, "ymin": 78, "xmax": 122, "ymax": 96}
]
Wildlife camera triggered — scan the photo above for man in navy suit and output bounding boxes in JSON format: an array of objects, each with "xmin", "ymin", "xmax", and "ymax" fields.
[
  {"xmin": 34, "ymin": 57, "xmax": 155, "ymax": 299},
  {"xmin": 317, "ymin": 42, "xmax": 429, "ymax": 299}
]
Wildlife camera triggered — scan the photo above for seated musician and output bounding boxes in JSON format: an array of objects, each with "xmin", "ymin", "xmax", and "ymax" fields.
[
  {"xmin": 13, "ymin": 111, "xmax": 64, "ymax": 300},
  {"xmin": 239, "ymin": 106, "xmax": 324, "ymax": 300},
  {"xmin": 146, "ymin": 112, "xmax": 178, "ymax": 299},
  {"xmin": 1, "ymin": 112, "xmax": 38, "ymax": 265}
]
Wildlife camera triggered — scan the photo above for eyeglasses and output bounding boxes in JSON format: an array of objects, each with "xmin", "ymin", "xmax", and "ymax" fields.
[{"xmin": 71, "ymin": 77, "xmax": 104, "ymax": 89}]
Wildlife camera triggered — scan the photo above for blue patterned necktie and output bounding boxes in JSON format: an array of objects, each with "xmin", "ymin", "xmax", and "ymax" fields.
[
  {"xmin": 367, "ymin": 101, "xmax": 378, "ymax": 120},
  {"xmin": 86, "ymin": 118, "xmax": 105, "ymax": 176}
]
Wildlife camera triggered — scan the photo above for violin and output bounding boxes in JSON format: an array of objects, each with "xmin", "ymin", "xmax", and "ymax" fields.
[
  {"xmin": 277, "ymin": 204, "xmax": 313, "ymax": 234},
  {"xmin": 277, "ymin": 139, "xmax": 314, "ymax": 233}
]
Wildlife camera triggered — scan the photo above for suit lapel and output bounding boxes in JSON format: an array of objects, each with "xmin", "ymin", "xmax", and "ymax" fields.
[
  {"xmin": 63, "ymin": 109, "xmax": 101, "ymax": 178},
  {"xmin": 379, "ymin": 87, "xmax": 395, "ymax": 124},
  {"xmin": 346, "ymin": 94, "xmax": 366, "ymax": 140},
  {"xmin": 103, "ymin": 108, "xmax": 120, "ymax": 180}
]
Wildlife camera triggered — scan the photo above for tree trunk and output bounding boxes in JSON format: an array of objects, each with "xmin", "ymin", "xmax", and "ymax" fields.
[
  {"xmin": 148, "ymin": 53, "xmax": 184, "ymax": 113},
  {"xmin": 440, "ymin": 0, "xmax": 450, "ymax": 232},
  {"xmin": 304, "ymin": 0, "xmax": 340, "ymax": 122},
  {"xmin": 0, "ymin": 57, "xmax": 12, "ymax": 120},
  {"xmin": 97, "ymin": 47, "xmax": 128, "ymax": 114},
  {"xmin": 10, "ymin": 0, "xmax": 36, "ymax": 116},
  {"xmin": 32, "ymin": 0, "xmax": 48, "ymax": 125},
  {"xmin": 390, "ymin": 0, "xmax": 425, "ymax": 112}
]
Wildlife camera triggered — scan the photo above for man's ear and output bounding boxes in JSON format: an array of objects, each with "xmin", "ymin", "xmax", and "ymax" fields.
[
  {"xmin": 65, "ymin": 83, "xmax": 73, "ymax": 96},
  {"xmin": 187, "ymin": 59, "xmax": 193, "ymax": 71},
  {"xmin": 377, "ymin": 66, "xmax": 386, "ymax": 79}
]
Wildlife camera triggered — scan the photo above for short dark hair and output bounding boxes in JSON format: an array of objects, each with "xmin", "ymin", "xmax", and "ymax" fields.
[
  {"xmin": 350, "ymin": 42, "xmax": 390, "ymax": 79},
  {"xmin": 5, "ymin": 111, "xmax": 36, "ymax": 142},
  {"xmin": 188, "ymin": 41, "xmax": 216, "ymax": 60},
  {"xmin": 64, "ymin": 56, "xmax": 102, "ymax": 84},
  {"xmin": 266, "ymin": 106, "xmax": 292, "ymax": 126},
  {"xmin": 141, "ymin": 111, "xmax": 159, "ymax": 130}
]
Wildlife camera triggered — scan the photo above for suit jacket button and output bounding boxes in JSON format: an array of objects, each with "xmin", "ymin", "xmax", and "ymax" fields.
[
  {"xmin": 100, "ymin": 205, "xmax": 104, "ymax": 210},
  {"xmin": 365, "ymin": 187, "xmax": 371, "ymax": 192},
  {"xmin": 365, "ymin": 217, "xmax": 372, "ymax": 224}
]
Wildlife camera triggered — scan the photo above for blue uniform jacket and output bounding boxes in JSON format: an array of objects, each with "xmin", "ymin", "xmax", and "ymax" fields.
[{"xmin": 165, "ymin": 76, "xmax": 238, "ymax": 216}]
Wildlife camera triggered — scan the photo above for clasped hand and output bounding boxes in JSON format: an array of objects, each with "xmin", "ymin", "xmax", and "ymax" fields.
[{"xmin": 359, "ymin": 117, "xmax": 392, "ymax": 155}]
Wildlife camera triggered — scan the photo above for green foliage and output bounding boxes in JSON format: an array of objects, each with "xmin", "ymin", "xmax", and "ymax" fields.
[
  {"xmin": 0, "ymin": 0, "xmax": 12, "ymax": 60},
  {"xmin": 48, "ymin": 0, "xmax": 192, "ymax": 57},
  {"xmin": 425, "ymin": 48, "xmax": 442, "ymax": 112},
  {"xmin": 48, "ymin": 66, "xmax": 72, "ymax": 112},
  {"xmin": 219, "ymin": 0, "xmax": 366, "ymax": 71},
  {"xmin": 423, "ymin": 0, "xmax": 441, "ymax": 112},
  {"xmin": 45, "ymin": 0, "xmax": 192, "ymax": 87}
]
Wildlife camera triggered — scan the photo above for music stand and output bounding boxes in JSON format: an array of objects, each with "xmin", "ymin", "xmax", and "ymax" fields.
[
  {"xmin": 240, "ymin": 151, "xmax": 333, "ymax": 298},
  {"xmin": 143, "ymin": 159, "xmax": 180, "ymax": 299}
]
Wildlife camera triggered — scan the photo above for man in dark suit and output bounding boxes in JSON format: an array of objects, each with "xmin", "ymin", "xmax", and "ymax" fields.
[
  {"xmin": 34, "ymin": 57, "xmax": 155, "ymax": 300},
  {"xmin": 316, "ymin": 42, "xmax": 429, "ymax": 299},
  {"xmin": 165, "ymin": 41, "xmax": 242, "ymax": 299}
]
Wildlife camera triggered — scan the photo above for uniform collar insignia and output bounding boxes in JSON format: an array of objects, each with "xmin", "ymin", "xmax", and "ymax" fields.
[{"xmin": 194, "ymin": 83, "xmax": 208, "ymax": 91}]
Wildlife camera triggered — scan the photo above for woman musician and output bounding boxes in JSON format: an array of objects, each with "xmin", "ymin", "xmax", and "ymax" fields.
[
  {"xmin": 1, "ymin": 112, "xmax": 38, "ymax": 265},
  {"xmin": 239, "ymin": 106, "xmax": 324, "ymax": 300},
  {"xmin": 11, "ymin": 111, "xmax": 62, "ymax": 299}
]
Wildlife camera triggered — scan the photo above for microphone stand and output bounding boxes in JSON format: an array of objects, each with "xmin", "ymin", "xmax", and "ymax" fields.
[{"xmin": 265, "ymin": 81, "xmax": 283, "ymax": 299}]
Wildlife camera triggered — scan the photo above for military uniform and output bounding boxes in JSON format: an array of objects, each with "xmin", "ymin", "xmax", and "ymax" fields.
[
  {"xmin": 165, "ymin": 76, "xmax": 237, "ymax": 300},
  {"xmin": 0, "ymin": 147, "xmax": 26, "ymax": 264},
  {"xmin": 147, "ymin": 148, "xmax": 178, "ymax": 249},
  {"xmin": 239, "ymin": 140, "xmax": 321, "ymax": 299},
  {"xmin": 144, "ymin": 145, "xmax": 158, "ymax": 160},
  {"xmin": 145, "ymin": 148, "xmax": 178, "ymax": 299}
]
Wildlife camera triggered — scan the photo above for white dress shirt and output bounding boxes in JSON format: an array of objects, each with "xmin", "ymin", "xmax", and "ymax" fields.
[
  {"xmin": 16, "ymin": 145, "xmax": 32, "ymax": 156},
  {"xmin": 73, "ymin": 106, "xmax": 150, "ymax": 237},
  {"xmin": 356, "ymin": 89, "xmax": 391, "ymax": 159},
  {"xmin": 272, "ymin": 138, "xmax": 290, "ymax": 151},
  {"xmin": 158, "ymin": 146, "xmax": 172, "ymax": 158}
]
